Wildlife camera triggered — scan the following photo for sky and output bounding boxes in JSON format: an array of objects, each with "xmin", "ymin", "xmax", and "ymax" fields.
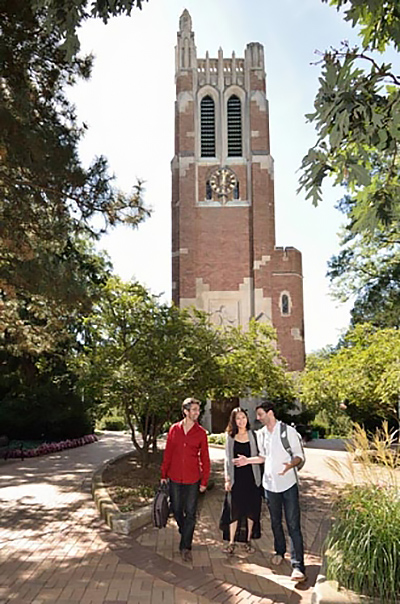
[{"xmin": 68, "ymin": 0, "xmax": 362, "ymax": 353}]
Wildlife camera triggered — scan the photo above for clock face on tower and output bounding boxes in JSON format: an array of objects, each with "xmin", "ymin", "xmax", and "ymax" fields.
[{"xmin": 209, "ymin": 167, "xmax": 237, "ymax": 197}]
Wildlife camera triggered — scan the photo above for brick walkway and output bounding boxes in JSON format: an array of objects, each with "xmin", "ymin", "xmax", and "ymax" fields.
[{"xmin": 0, "ymin": 432, "xmax": 345, "ymax": 604}]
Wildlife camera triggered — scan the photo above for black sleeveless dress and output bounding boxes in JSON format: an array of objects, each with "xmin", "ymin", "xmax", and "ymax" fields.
[{"xmin": 220, "ymin": 440, "xmax": 262, "ymax": 541}]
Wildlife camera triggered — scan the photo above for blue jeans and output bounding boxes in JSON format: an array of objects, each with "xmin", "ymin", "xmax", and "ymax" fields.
[
  {"xmin": 169, "ymin": 480, "xmax": 200, "ymax": 551},
  {"xmin": 265, "ymin": 483, "xmax": 305, "ymax": 573}
]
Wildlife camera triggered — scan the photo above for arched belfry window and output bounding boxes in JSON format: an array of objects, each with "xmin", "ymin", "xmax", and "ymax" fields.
[
  {"xmin": 281, "ymin": 294, "xmax": 290, "ymax": 315},
  {"xmin": 227, "ymin": 95, "xmax": 242, "ymax": 157},
  {"xmin": 200, "ymin": 96, "xmax": 216, "ymax": 157}
]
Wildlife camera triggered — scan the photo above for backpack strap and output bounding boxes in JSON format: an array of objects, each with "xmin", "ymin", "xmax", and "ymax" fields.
[
  {"xmin": 280, "ymin": 422, "xmax": 305, "ymax": 478},
  {"xmin": 280, "ymin": 422, "xmax": 293, "ymax": 458},
  {"xmin": 280, "ymin": 422, "xmax": 299, "ymax": 482}
]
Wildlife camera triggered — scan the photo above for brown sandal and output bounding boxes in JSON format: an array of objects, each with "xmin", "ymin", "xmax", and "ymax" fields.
[
  {"xmin": 243, "ymin": 542, "xmax": 255, "ymax": 554},
  {"xmin": 222, "ymin": 543, "xmax": 236, "ymax": 555}
]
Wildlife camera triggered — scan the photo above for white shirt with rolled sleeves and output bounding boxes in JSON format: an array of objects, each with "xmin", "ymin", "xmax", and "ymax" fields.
[{"xmin": 256, "ymin": 421, "xmax": 304, "ymax": 493}]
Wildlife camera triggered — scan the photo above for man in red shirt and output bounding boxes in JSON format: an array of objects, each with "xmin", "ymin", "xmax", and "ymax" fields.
[{"xmin": 161, "ymin": 397, "xmax": 210, "ymax": 562}]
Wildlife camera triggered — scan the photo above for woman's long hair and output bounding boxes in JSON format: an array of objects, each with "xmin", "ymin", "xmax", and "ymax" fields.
[{"xmin": 226, "ymin": 407, "xmax": 250, "ymax": 437}]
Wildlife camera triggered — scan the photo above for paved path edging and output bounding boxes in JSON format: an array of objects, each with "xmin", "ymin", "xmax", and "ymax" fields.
[
  {"xmin": 311, "ymin": 574, "xmax": 379, "ymax": 604},
  {"xmin": 91, "ymin": 451, "xmax": 153, "ymax": 534},
  {"xmin": 92, "ymin": 448, "xmax": 217, "ymax": 535}
]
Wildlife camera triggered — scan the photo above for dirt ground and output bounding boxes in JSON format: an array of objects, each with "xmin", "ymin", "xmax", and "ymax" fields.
[{"xmin": 102, "ymin": 450, "xmax": 164, "ymax": 512}]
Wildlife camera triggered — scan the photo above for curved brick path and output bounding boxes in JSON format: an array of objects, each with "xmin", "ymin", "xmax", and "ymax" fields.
[{"xmin": 0, "ymin": 432, "xmax": 346, "ymax": 604}]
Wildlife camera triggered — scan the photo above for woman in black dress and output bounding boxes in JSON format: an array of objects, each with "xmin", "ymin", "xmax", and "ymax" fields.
[{"xmin": 222, "ymin": 407, "xmax": 262, "ymax": 554}]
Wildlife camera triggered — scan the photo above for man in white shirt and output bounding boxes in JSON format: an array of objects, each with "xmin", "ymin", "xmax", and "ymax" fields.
[{"xmin": 233, "ymin": 401, "xmax": 306, "ymax": 582}]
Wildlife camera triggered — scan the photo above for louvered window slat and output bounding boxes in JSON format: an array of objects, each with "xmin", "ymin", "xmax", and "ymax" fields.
[
  {"xmin": 227, "ymin": 95, "xmax": 242, "ymax": 157},
  {"xmin": 201, "ymin": 96, "xmax": 216, "ymax": 157}
]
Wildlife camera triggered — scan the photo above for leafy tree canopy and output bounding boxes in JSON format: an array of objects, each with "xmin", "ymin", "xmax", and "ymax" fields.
[
  {"xmin": 327, "ymin": 0, "xmax": 400, "ymax": 51},
  {"xmin": 212, "ymin": 319, "xmax": 296, "ymax": 410},
  {"xmin": 299, "ymin": 0, "xmax": 400, "ymax": 234},
  {"xmin": 300, "ymin": 323, "xmax": 400, "ymax": 428},
  {"xmin": 75, "ymin": 278, "xmax": 227, "ymax": 460},
  {"xmin": 327, "ymin": 212, "xmax": 400, "ymax": 328},
  {"xmin": 1, "ymin": 0, "xmax": 149, "ymax": 354},
  {"xmin": 32, "ymin": 0, "xmax": 148, "ymax": 57},
  {"xmin": 76, "ymin": 278, "xmax": 295, "ymax": 461}
]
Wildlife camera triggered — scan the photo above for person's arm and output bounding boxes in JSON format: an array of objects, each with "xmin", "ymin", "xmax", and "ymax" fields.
[
  {"xmin": 278, "ymin": 456, "xmax": 302, "ymax": 475},
  {"xmin": 233, "ymin": 428, "xmax": 265, "ymax": 467},
  {"xmin": 224, "ymin": 436, "xmax": 232, "ymax": 491},
  {"xmin": 199, "ymin": 430, "xmax": 210, "ymax": 492},
  {"xmin": 233, "ymin": 453, "xmax": 265, "ymax": 467},
  {"xmin": 160, "ymin": 426, "xmax": 174, "ymax": 483}
]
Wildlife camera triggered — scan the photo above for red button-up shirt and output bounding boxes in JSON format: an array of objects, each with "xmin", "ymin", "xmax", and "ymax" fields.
[{"xmin": 161, "ymin": 421, "xmax": 210, "ymax": 488}]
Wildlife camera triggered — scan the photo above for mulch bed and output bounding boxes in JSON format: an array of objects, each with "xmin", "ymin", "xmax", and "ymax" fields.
[{"xmin": 102, "ymin": 449, "xmax": 164, "ymax": 512}]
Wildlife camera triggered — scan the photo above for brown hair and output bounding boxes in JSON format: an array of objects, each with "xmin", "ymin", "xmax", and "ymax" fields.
[
  {"xmin": 255, "ymin": 400, "xmax": 276, "ymax": 415},
  {"xmin": 226, "ymin": 407, "xmax": 250, "ymax": 437},
  {"xmin": 182, "ymin": 397, "xmax": 201, "ymax": 414}
]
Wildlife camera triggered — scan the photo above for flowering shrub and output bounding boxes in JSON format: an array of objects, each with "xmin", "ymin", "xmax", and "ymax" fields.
[{"xmin": 6, "ymin": 434, "xmax": 98, "ymax": 459}]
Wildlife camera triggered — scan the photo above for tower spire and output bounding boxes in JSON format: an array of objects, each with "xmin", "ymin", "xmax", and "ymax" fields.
[
  {"xmin": 176, "ymin": 9, "xmax": 197, "ymax": 72},
  {"xmin": 179, "ymin": 9, "xmax": 192, "ymax": 33}
]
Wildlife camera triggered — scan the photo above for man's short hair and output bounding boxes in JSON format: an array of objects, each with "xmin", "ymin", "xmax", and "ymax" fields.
[
  {"xmin": 255, "ymin": 400, "xmax": 276, "ymax": 414},
  {"xmin": 182, "ymin": 397, "xmax": 201, "ymax": 413}
]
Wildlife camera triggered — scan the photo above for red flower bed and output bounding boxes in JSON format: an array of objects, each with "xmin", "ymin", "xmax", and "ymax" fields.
[{"xmin": 6, "ymin": 434, "xmax": 98, "ymax": 459}]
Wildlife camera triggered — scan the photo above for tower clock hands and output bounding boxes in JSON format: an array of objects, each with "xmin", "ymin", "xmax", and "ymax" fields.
[{"xmin": 209, "ymin": 167, "xmax": 236, "ymax": 202}]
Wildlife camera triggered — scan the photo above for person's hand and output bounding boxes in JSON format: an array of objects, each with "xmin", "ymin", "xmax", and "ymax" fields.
[
  {"xmin": 278, "ymin": 462, "xmax": 293, "ymax": 476},
  {"xmin": 199, "ymin": 485, "xmax": 207, "ymax": 493},
  {"xmin": 233, "ymin": 455, "xmax": 248, "ymax": 467},
  {"xmin": 224, "ymin": 480, "xmax": 231, "ymax": 491}
]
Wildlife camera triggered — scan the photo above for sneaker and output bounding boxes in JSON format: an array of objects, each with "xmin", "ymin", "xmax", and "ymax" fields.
[
  {"xmin": 271, "ymin": 554, "xmax": 284, "ymax": 566},
  {"xmin": 181, "ymin": 549, "xmax": 193, "ymax": 563},
  {"xmin": 290, "ymin": 568, "xmax": 306, "ymax": 582}
]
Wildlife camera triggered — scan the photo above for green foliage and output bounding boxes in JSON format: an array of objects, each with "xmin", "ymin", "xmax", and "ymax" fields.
[
  {"xmin": 0, "ymin": 385, "xmax": 92, "ymax": 440},
  {"xmin": 1, "ymin": 1, "xmax": 152, "ymax": 438},
  {"xmin": 1, "ymin": 0, "xmax": 149, "ymax": 358},
  {"xmin": 327, "ymin": 206, "xmax": 400, "ymax": 328},
  {"xmin": 325, "ymin": 0, "xmax": 400, "ymax": 52},
  {"xmin": 76, "ymin": 279, "xmax": 295, "ymax": 460},
  {"xmin": 75, "ymin": 278, "xmax": 227, "ymax": 459},
  {"xmin": 327, "ymin": 483, "xmax": 400, "ymax": 601},
  {"xmin": 31, "ymin": 0, "xmax": 148, "ymax": 58},
  {"xmin": 325, "ymin": 423, "xmax": 400, "ymax": 602},
  {"xmin": 0, "ymin": 324, "xmax": 96, "ymax": 439},
  {"xmin": 300, "ymin": 1, "xmax": 400, "ymax": 234},
  {"xmin": 97, "ymin": 414, "xmax": 127, "ymax": 431},
  {"xmin": 299, "ymin": 324, "xmax": 400, "ymax": 428},
  {"xmin": 212, "ymin": 320, "xmax": 296, "ymax": 411},
  {"xmin": 309, "ymin": 419, "xmax": 327, "ymax": 439},
  {"xmin": 208, "ymin": 433, "xmax": 226, "ymax": 445},
  {"xmin": 312, "ymin": 409, "xmax": 353, "ymax": 438}
]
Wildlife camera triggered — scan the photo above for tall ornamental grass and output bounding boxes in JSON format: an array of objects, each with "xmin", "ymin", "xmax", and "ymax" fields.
[{"xmin": 325, "ymin": 423, "xmax": 400, "ymax": 603}]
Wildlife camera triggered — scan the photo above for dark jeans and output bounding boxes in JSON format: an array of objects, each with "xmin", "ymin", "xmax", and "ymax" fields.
[
  {"xmin": 265, "ymin": 483, "xmax": 305, "ymax": 573},
  {"xmin": 169, "ymin": 480, "xmax": 200, "ymax": 551}
]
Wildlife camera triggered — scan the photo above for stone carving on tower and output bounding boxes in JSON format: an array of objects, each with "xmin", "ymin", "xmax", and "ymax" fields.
[{"xmin": 171, "ymin": 10, "xmax": 305, "ymax": 371}]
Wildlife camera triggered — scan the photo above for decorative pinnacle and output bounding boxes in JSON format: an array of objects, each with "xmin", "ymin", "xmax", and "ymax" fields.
[{"xmin": 179, "ymin": 9, "xmax": 192, "ymax": 32}]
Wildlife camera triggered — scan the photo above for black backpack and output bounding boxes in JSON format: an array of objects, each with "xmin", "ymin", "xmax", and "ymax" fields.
[{"xmin": 152, "ymin": 482, "xmax": 170, "ymax": 528}]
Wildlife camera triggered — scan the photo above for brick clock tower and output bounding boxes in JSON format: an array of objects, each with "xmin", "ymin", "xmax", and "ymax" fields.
[{"xmin": 171, "ymin": 10, "xmax": 305, "ymax": 372}]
